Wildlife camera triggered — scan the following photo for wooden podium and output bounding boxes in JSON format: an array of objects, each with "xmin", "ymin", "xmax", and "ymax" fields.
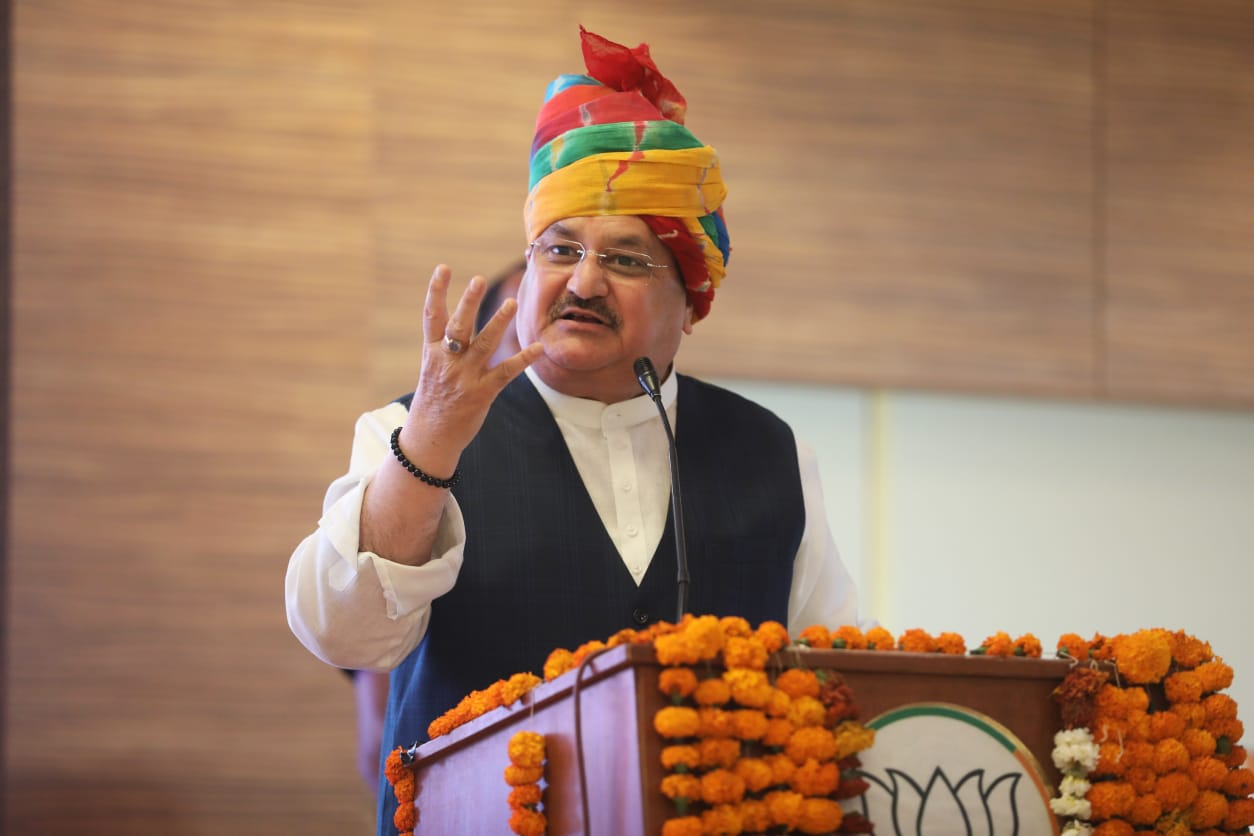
[{"xmin": 407, "ymin": 644, "xmax": 1072, "ymax": 834}]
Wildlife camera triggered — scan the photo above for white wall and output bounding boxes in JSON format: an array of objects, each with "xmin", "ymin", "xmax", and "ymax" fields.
[{"xmin": 715, "ymin": 377, "xmax": 1254, "ymax": 721}]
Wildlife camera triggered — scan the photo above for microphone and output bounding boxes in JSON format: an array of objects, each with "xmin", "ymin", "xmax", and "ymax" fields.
[{"xmin": 634, "ymin": 357, "xmax": 690, "ymax": 622}]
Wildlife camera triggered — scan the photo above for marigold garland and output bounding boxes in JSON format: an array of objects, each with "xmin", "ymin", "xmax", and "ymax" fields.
[{"xmin": 505, "ymin": 730, "xmax": 547, "ymax": 836}]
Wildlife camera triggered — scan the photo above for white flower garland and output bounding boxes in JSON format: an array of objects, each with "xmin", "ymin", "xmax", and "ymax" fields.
[{"xmin": 1050, "ymin": 727, "xmax": 1098, "ymax": 827}]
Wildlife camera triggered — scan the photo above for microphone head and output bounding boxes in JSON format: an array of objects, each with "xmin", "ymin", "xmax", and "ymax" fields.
[{"xmin": 634, "ymin": 356, "xmax": 661, "ymax": 397}]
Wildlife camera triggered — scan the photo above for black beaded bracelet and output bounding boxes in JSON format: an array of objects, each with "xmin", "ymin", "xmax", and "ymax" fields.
[{"xmin": 389, "ymin": 426, "xmax": 462, "ymax": 489}]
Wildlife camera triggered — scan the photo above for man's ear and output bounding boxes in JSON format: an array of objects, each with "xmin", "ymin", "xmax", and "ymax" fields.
[{"xmin": 682, "ymin": 302, "xmax": 694, "ymax": 335}]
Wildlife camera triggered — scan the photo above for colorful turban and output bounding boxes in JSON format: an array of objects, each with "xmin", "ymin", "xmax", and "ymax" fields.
[{"xmin": 524, "ymin": 27, "xmax": 730, "ymax": 321}]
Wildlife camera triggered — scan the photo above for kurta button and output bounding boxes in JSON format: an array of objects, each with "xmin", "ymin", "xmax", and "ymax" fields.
[{"xmin": 632, "ymin": 608, "xmax": 649, "ymax": 625}]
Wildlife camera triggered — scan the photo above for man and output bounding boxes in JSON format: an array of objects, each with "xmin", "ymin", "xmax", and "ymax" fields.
[{"xmin": 285, "ymin": 27, "xmax": 863, "ymax": 831}]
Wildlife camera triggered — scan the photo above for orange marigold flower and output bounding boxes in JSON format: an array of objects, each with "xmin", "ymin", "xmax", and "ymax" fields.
[
  {"xmin": 798, "ymin": 624, "xmax": 832, "ymax": 649},
  {"xmin": 898, "ymin": 628, "xmax": 937, "ymax": 653},
  {"xmin": 936, "ymin": 632, "xmax": 966, "ymax": 655},
  {"xmin": 1094, "ymin": 741, "xmax": 1129, "ymax": 778},
  {"xmin": 785, "ymin": 726, "xmax": 838, "ymax": 764},
  {"xmin": 1164, "ymin": 670, "xmax": 1204, "ymax": 705},
  {"xmin": 508, "ymin": 807, "xmax": 546, "ymax": 836},
  {"xmin": 384, "ymin": 748, "xmax": 413, "ymax": 785},
  {"xmin": 763, "ymin": 687, "xmax": 792, "ymax": 718},
  {"xmin": 541, "ymin": 646, "xmax": 574, "ymax": 681},
  {"xmin": 738, "ymin": 798, "xmax": 772, "ymax": 832},
  {"xmin": 724, "ymin": 635, "xmax": 769, "ymax": 670},
  {"xmin": 730, "ymin": 709, "xmax": 769, "ymax": 742},
  {"xmin": 1224, "ymin": 744, "xmax": 1249, "ymax": 768},
  {"xmin": 508, "ymin": 731, "xmax": 546, "ymax": 768},
  {"xmin": 755, "ymin": 620, "xmax": 791, "ymax": 654},
  {"xmin": 1207, "ymin": 717, "xmax": 1244, "ymax": 745},
  {"xmin": 1196, "ymin": 660, "xmax": 1235, "ymax": 693},
  {"xmin": 1127, "ymin": 792, "xmax": 1162, "ymax": 826},
  {"xmin": 660, "ymin": 773, "xmax": 701, "ymax": 801},
  {"xmin": 1149, "ymin": 711, "xmax": 1187, "ymax": 743},
  {"xmin": 834, "ymin": 720, "xmax": 877, "ymax": 759},
  {"xmin": 1225, "ymin": 797, "xmax": 1254, "ymax": 829},
  {"xmin": 719, "ymin": 615, "xmax": 753, "ymax": 637},
  {"xmin": 976, "ymin": 631, "xmax": 1014, "ymax": 657},
  {"xmin": 1126, "ymin": 765, "xmax": 1157, "ymax": 795},
  {"xmin": 1153, "ymin": 771, "xmax": 1199, "ymax": 809},
  {"xmin": 1181, "ymin": 728, "xmax": 1217, "ymax": 759},
  {"xmin": 504, "ymin": 764, "xmax": 544, "ymax": 787},
  {"xmin": 723, "ymin": 668, "xmax": 773, "ymax": 708},
  {"xmin": 391, "ymin": 773, "xmax": 416, "ymax": 802},
  {"xmin": 1153, "ymin": 739, "xmax": 1191, "ymax": 774},
  {"xmin": 1089, "ymin": 633, "xmax": 1114, "ymax": 662},
  {"xmin": 1125, "ymin": 709, "xmax": 1151, "ymax": 742},
  {"xmin": 686, "ymin": 614, "xmax": 728, "ymax": 660},
  {"xmin": 789, "ymin": 758, "xmax": 840, "ymax": 796},
  {"xmin": 1202, "ymin": 693, "xmax": 1239, "ymax": 721},
  {"xmin": 508, "ymin": 784, "xmax": 543, "ymax": 809},
  {"xmin": 394, "ymin": 802, "xmax": 417, "ymax": 832},
  {"xmin": 763, "ymin": 753, "xmax": 797, "ymax": 785},
  {"xmin": 1222, "ymin": 766, "xmax": 1254, "ymax": 797},
  {"xmin": 795, "ymin": 797, "xmax": 844, "ymax": 835},
  {"xmin": 1189, "ymin": 755, "xmax": 1229, "ymax": 791},
  {"xmin": 734, "ymin": 757, "xmax": 776, "ymax": 793},
  {"xmin": 865, "ymin": 626, "xmax": 896, "ymax": 651},
  {"xmin": 1171, "ymin": 701, "xmax": 1207, "ymax": 729},
  {"xmin": 831, "ymin": 624, "xmax": 866, "ymax": 650},
  {"xmin": 775, "ymin": 668, "xmax": 821, "ymax": 700},
  {"xmin": 701, "ymin": 802, "xmax": 744, "ymax": 834},
  {"xmin": 699, "ymin": 707, "xmax": 735, "ymax": 738},
  {"xmin": 1111, "ymin": 629, "xmax": 1173, "ymax": 684},
  {"xmin": 427, "ymin": 713, "xmax": 457, "ymax": 739},
  {"xmin": 694, "ymin": 677, "xmax": 733, "ymax": 707},
  {"xmin": 700, "ymin": 768, "xmax": 747, "ymax": 805},
  {"xmin": 654, "ymin": 706, "xmax": 701, "ymax": 739},
  {"xmin": 1169, "ymin": 630, "xmax": 1213, "ymax": 669},
  {"xmin": 1094, "ymin": 684, "xmax": 1131, "ymax": 721},
  {"xmin": 1014, "ymin": 633, "xmax": 1043, "ymax": 657},
  {"xmin": 660, "ymin": 816, "xmax": 702, "ymax": 836},
  {"xmin": 1122, "ymin": 740, "xmax": 1155, "ymax": 768},
  {"xmin": 654, "ymin": 633, "xmax": 701, "ymax": 666},
  {"xmin": 1091, "ymin": 821, "xmax": 1133, "ymax": 836},
  {"xmin": 570, "ymin": 639, "xmax": 607, "ymax": 667},
  {"xmin": 1057, "ymin": 632, "xmax": 1089, "ymax": 660},
  {"xmin": 697, "ymin": 737, "xmax": 742, "ymax": 770},
  {"xmin": 661, "ymin": 744, "xmax": 701, "ymax": 772},
  {"xmin": 762, "ymin": 717, "xmax": 795, "ymax": 748},
  {"xmin": 786, "ymin": 695, "xmax": 827, "ymax": 727},
  {"xmin": 1124, "ymin": 686, "xmax": 1150, "ymax": 713},
  {"xmin": 764, "ymin": 789, "xmax": 804, "ymax": 828},
  {"xmin": 1088, "ymin": 780, "xmax": 1137, "ymax": 819},
  {"xmin": 659, "ymin": 667, "xmax": 699, "ymax": 700},
  {"xmin": 1093, "ymin": 717, "xmax": 1129, "ymax": 746},
  {"xmin": 605, "ymin": 627, "xmax": 639, "ymax": 648},
  {"xmin": 1189, "ymin": 789, "xmax": 1229, "ymax": 829}
]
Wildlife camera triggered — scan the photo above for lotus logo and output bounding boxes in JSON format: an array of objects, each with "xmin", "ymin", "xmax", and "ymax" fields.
[{"xmin": 854, "ymin": 704, "xmax": 1059, "ymax": 836}]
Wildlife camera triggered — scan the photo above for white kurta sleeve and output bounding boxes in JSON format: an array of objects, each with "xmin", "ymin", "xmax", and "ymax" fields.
[{"xmin": 284, "ymin": 403, "xmax": 468, "ymax": 671}]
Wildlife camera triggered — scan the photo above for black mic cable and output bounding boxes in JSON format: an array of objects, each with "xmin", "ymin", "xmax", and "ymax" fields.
[{"xmin": 633, "ymin": 356, "xmax": 690, "ymax": 622}]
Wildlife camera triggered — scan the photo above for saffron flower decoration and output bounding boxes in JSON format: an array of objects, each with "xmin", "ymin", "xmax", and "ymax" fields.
[{"xmin": 506, "ymin": 730, "xmax": 547, "ymax": 836}]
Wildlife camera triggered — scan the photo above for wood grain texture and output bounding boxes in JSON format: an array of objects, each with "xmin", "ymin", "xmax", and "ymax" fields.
[{"xmin": 1103, "ymin": 0, "xmax": 1254, "ymax": 406}]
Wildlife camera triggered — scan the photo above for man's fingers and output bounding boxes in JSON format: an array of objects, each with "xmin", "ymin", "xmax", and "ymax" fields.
[
  {"xmin": 422, "ymin": 265, "xmax": 453, "ymax": 343},
  {"xmin": 445, "ymin": 275, "xmax": 486, "ymax": 342},
  {"xmin": 490, "ymin": 340, "xmax": 544, "ymax": 385}
]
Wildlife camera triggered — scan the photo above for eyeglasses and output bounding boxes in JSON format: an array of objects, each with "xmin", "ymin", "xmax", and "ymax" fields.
[{"xmin": 527, "ymin": 237, "xmax": 670, "ymax": 282}]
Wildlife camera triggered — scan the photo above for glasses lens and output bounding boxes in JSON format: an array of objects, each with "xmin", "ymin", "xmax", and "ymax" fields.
[
  {"xmin": 535, "ymin": 239, "xmax": 584, "ymax": 266},
  {"xmin": 599, "ymin": 249, "xmax": 654, "ymax": 279}
]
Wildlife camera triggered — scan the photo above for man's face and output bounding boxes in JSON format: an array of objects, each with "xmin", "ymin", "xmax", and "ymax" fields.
[{"xmin": 515, "ymin": 215, "xmax": 693, "ymax": 403}]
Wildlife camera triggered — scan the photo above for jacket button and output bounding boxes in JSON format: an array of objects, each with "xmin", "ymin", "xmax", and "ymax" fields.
[{"xmin": 632, "ymin": 608, "xmax": 650, "ymax": 626}]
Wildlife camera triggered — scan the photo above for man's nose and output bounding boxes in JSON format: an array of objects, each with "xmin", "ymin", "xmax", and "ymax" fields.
[{"xmin": 566, "ymin": 253, "xmax": 610, "ymax": 298}]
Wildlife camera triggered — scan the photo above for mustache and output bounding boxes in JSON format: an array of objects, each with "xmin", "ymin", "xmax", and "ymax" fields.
[{"xmin": 546, "ymin": 293, "xmax": 621, "ymax": 330}]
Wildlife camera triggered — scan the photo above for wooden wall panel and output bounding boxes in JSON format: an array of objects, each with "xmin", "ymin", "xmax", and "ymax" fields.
[
  {"xmin": 1104, "ymin": 0, "xmax": 1254, "ymax": 407},
  {"xmin": 8, "ymin": 2, "xmax": 376, "ymax": 832}
]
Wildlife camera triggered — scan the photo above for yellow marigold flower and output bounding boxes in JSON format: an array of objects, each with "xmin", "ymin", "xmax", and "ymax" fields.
[
  {"xmin": 1189, "ymin": 789, "xmax": 1229, "ymax": 829},
  {"xmin": 1225, "ymin": 797, "xmax": 1254, "ymax": 829},
  {"xmin": 1148, "ymin": 710, "xmax": 1186, "ymax": 743},
  {"xmin": 1180, "ymin": 728, "xmax": 1217, "ymax": 759},
  {"xmin": 686, "ymin": 614, "xmax": 727, "ymax": 661},
  {"xmin": 700, "ymin": 803, "xmax": 744, "ymax": 835},
  {"xmin": 661, "ymin": 744, "xmax": 701, "ymax": 772},
  {"xmin": 1057, "ymin": 632, "xmax": 1089, "ymax": 660},
  {"xmin": 789, "ymin": 758, "xmax": 840, "ymax": 796},
  {"xmin": 1014, "ymin": 633, "xmax": 1043, "ymax": 658},
  {"xmin": 763, "ymin": 753, "xmax": 797, "ymax": 785},
  {"xmin": 1152, "ymin": 739, "xmax": 1190, "ymax": 774},
  {"xmin": 468, "ymin": 682, "xmax": 505, "ymax": 717},
  {"xmin": 698, "ymin": 707, "xmax": 735, "ymax": 738},
  {"xmin": 738, "ymin": 798, "xmax": 772, "ymax": 832},
  {"xmin": 694, "ymin": 677, "xmax": 733, "ymax": 707},
  {"xmin": 865, "ymin": 625, "xmax": 896, "ymax": 650},
  {"xmin": 503, "ymin": 764, "xmax": 544, "ymax": 786},
  {"xmin": 1196, "ymin": 659, "xmax": 1235, "ymax": 693},
  {"xmin": 762, "ymin": 717, "xmax": 795, "ymax": 748},
  {"xmin": 834, "ymin": 720, "xmax": 877, "ymax": 759},
  {"xmin": 1087, "ymin": 780, "xmax": 1136, "ymax": 819},
  {"xmin": 763, "ymin": 687, "xmax": 792, "ymax": 718},
  {"xmin": 774, "ymin": 668, "xmax": 821, "ymax": 700},
  {"xmin": 1164, "ymin": 670, "xmax": 1204, "ymax": 705},
  {"xmin": 697, "ymin": 737, "xmax": 742, "ymax": 770},
  {"xmin": 730, "ymin": 709, "xmax": 769, "ymax": 742},
  {"xmin": 733, "ymin": 758, "xmax": 775, "ymax": 793},
  {"xmin": 655, "ymin": 633, "xmax": 701, "ymax": 666},
  {"xmin": 832, "ymin": 624, "xmax": 866, "ymax": 650},
  {"xmin": 785, "ymin": 726, "xmax": 838, "ymax": 764},
  {"xmin": 508, "ymin": 731, "xmax": 546, "ymax": 768},
  {"xmin": 1153, "ymin": 771, "xmax": 1199, "ymax": 809},
  {"xmin": 1127, "ymin": 792, "xmax": 1161, "ymax": 826},
  {"xmin": 754, "ymin": 620, "xmax": 790, "ymax": 654},
  {"xmin": 723, "ymin": 668, "xmax": 773, "ymax": 708},
  {"xmin": 797, "ymin": 624, "xmax": 832, "ymax": 649},
  {"xmin": 786, "ymin": 695, "xmax": 827, "ymax": 728},
  {"xmin": 508, "ymin": 784, "xmax": 543, "ymax": 809},
  {"xmin": 660, "ymin": 816, "xmax": 702, "ymax": 836},
  {"xmin": 501, "ymin": 673, "xmax": 542, "ymax": 706},
  {"xmin": 719, "ymin": 615, "xmax": 753, "ymax": 638},
  {"xmin": 936, "ymin": 631, "xmax": 966, "ymax": 654},
  {"xmin": 1169, "ymin": 630, "xmax": 1213, "ymax": 669},
  {"xmin": 1189, "ymin": 755, "xmax": 1229, "ymax": 791},
  {"xmin": 795, "ymin": 797, "xmax": 844, "ymax": 834},
  {"xmin": 660, "ymin": 773, "xmax": 701, "ymax": 801},
  {"xmin": 1222, "ymin": 766, "xmax": 1254, "ymax": 797},
  {"xmin": 723, "ymin": 636, "xmax": 769, "ymax": 670},
  {"xmin": 659, "ymin": 667, "xmax": 699, "ymax": 700},
  {"xmin": 543, "ymin": 647, "xmax": 574, "ymax": 681},
  {"xmin": 898, "ymin": 628, "xmax": 937, "ymax": 653},
  {"xmin": 654, "ymin": 706, "xmax": 701, "ymax": 739},
  {"xmin": 700, "ymin": 768, "xmax": 746, "ymax": 805},
  {"xmin": 1111, "ymin": 629, "xmax": 1173, "ymax": 685},
  {"xmin": 763, "ymin": 789, "xmax": 804, "ymax": 828}
]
